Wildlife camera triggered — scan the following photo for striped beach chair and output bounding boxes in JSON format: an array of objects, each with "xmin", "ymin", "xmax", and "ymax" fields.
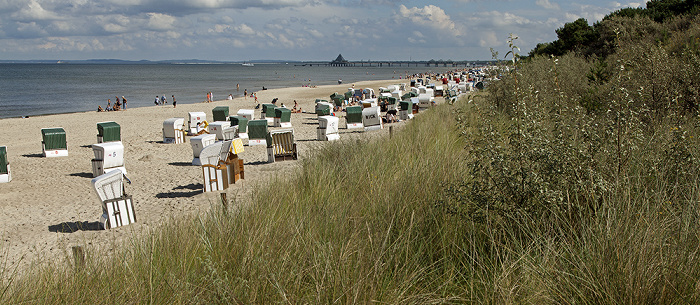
[{"xmin": 266, "ymin": 128, "xmax": 298, "ymax": 163}]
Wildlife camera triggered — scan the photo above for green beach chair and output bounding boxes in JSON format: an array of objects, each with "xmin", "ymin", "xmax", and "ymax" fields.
[
  {"xmin": 41, "ymin": 127, "xmax": 68, "ymax": 157},
  {"xmin": 247, "ymin": 119, "xmax": 268, "ymax": 146},
  {"xmin": 0, "ymin": 146, "xmax": 10, "ymax": 183},
  {"xmin": 97, "ymin": 121, "xmax": 121, "ymax": 143},
  {"xmin": 274, "ymin": 107, "xmax": 292, "ymax": 128},
  {"xmin": 345, "ymin": 105, "xmax": 363, "ymax": 129},
  {"xmin": 212, "ymin": 106, "xmax": 229, "ymax": 122},
  {"xmin": 261, "ymin": 104, "xmax": 276, "ymax": 124}
]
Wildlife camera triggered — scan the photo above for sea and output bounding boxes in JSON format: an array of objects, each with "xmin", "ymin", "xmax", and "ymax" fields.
[{"xmin": 0, "ymin": 63, "xmax": 458, "ymax": 119}]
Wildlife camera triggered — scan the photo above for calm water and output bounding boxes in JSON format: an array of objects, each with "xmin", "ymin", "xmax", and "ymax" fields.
[{"xmin": 0, "ymin": 63, "xmax": 456, "ymax": 119}]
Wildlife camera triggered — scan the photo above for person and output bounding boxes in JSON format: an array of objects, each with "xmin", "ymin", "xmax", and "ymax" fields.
[
  {"xmin": 122, "ymin": 96, "xmax": 127, "ymax": 110},
  {"xmin": 97, "ymin": 105, "xmax": 104, "ymax": 112},
  {"xmin": 253, "ymin": 92, "xmax": 258, "ymax": 103},
  {"xmin": 244, "ymin": 89, "xmax": 247, "ymax": 99},
  {"xmin": 236, "ymin": 83, "xmax": 239, "ymax": 91},
  {"xmin": 280, "ymin": 103, "xmax": 285, "ymax": 108},
  {"xmin": 272, "ymin": 98, "xmax": 278, "ymax": 105},
  {"xmin": 155, "ymin": 96, "xmax": 160, "ymax": 105},
  {"xmin": 227, "ymin": 94, "xmax": 233, "ymax": 100},
  {"xmin": 385, "ymin": 109, "xmax": 398, "ymax": 123},
  {"xmin": 291, "ymin": 100, "xmax": 301, "ymax": 113},
  {"xmin": 172, "ymin": 95, "xmax": 177, "ymax": 108},
  {"xmin": 106, "ymin": 99, "xmax": 113, "ymax": 111},
  {"xmin": 161, "ymin": 95, "xmax": 167, "ymax": 104},
  {"xmin": 115, "ymin": 96, "xmax": 122, "ymax": 110}
]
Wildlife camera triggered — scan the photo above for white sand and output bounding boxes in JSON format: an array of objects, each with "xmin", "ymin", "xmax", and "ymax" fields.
[{"xmin": 0, "ymin": 79, "xmax": 421, "ymax": 273}]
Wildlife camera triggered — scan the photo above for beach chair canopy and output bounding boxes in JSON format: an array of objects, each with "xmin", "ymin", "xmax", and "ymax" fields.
[
  {"xmin": 0, "ymin": 146, "xmax": 7, "ymax": 175},
  {"xmin": 236, "ymin": 109, "xmax": 254, "ymax": 121},
  {"xmin": 402, "ymin": 92, "xmax": 418, "ymax": 100},
  {"xmin": 247, "ymin": 119, "xmax": 268, "ymax": 139},
  {"xmin": 212, "ymin": 106, "xmax": 230, "ymax": 122},
  {"xmin": 346, "ymin": 106, "xmax": 363, "ymax": 123},
  {"xmin": 318, "ymin": 116, "xmax": 339, "ymax": 132},
  {"xmin": 163, "ymin": 118, "xmax": 184, "ymax": 138},
  {"xmin": 229, "ymin": 116, "xmax": 248, "ymax": 133},
  {"xmin": 41, "ymin": 128, "xmax": 67, "ymax": 150},
  {"xmin": 344, "ymin": 90, "xmax": 353, "ymax": 100},
  {"xmin": 199, "ymin": 140, "xmax": 232, "ymax": 166},
  {"xmin": 274, "ymin": 107, "xmax": 291, "ymax": 121},
  {"xmin": 97, "ymin": 121, "xmax": 121, "ymax": 142},
  {"xmin": 400, "ymin": 100, "xmax": 412, "ymax": 111}
]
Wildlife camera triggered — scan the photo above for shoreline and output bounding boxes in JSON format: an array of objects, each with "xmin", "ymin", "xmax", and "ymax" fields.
[{"xmin": 0, "ymin": 77, "xmax": 445, "ymax": 275}]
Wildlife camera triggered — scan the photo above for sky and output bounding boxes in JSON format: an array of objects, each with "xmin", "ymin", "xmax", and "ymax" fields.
[{"xmin": 0, "ymin": 0, "xmax": 645, "ymax": 61}]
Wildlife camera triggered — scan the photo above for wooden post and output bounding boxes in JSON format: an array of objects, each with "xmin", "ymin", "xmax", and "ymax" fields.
[
  {"xmin": 220, "ymin": 192, "xmax": 228, "ymax": 214},
  {"xmin": 389, "ymin": 126, "xmax": 393, "ymax": 138},
  {"xmin": 72, "ymin": 246, "xmax": 85, "ymax": 270}
]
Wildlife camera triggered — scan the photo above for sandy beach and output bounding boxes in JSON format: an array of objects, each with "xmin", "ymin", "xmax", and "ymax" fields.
[{"xmin": 0, "ymin": 79, "xmax": 419, "ymax": 273}]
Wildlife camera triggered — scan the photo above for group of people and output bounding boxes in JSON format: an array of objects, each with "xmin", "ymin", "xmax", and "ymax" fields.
[
  {"xmin": 155, "ymin": 95, "xmax": 177, "ymax": 108},
  {"xmin": 97, "ymin": 96, "xmax": 127, "ymax": 112}
]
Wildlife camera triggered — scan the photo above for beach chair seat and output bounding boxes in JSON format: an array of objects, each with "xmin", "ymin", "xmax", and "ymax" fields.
[
  {"xmin": 163, "ymin": 118, "xmax": 186, "ymax": 144},
  {"xmin": 92, "ymin": 169, "xmax": 136, "ymax": 229},
  {"xmin": 362, "ymin": 106, "xmax": 383, "ymax": 131},
  {"xmin": 200, "ymin": 139, "xmax": 245, "ymax": 192},
  {"xmin": 0, "ymin": 146, "xmax": 11, "ymax": 183},
  {"xmin": 91, "ymin": 141, "xmax": 126, "ymax": 177},
  {"xmin": 267, "ymin": 128, "xmax": 298, "ymax": 163},
  {"xmin": 41, "ymin": 127, "xmax": 68, "ymax": 157},
  {"xmin": 317, "ymin": 116, "xmax": 340, "ymax": 141},
  {"xmin": 399, "ymin": 100, "xmax": 414, "ymax": 120},
  {"xmin": 97, "ymin": 121, "xmax": 121, "ymax": 143}
]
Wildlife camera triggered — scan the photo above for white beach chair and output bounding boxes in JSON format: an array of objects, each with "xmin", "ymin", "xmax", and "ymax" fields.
[
  {"xmin": 362, "ymin": 106, "xmax": 383, "ymax": 132},
  {"xmin": 208, "ymin": 121, "xmax": 231, "ymax": 141},
  {"xmin": 237, "ymin": 109, "xmax": 254, "ymax": 121},
  {"xmin": 317, "ymin": 116, "xmax": 340, "ymax": 141},
  {"xmin": 190, "ymin": 133, "xmax": 217, "ymax": 165},
  {"xmin": 92, "ymin": 169, "xmax": 136, "ymax": 229},
  {"xmin": 200, "ymin": 139, "xmax": 245, "ymax": 192},
  {"xmin": 163, "ymin": 118, "xmax": 185, "ymax": 144},
  {"xmin": 41, "ymin": 127, "xmax": 68, "ymax": 157},
  {"xmin": 91, "ymin": 141, "xmax": 126, "ymax": 177},
  {"xmin": 418, "ymin": 94, "xmax": 434, "ymax": 109},
  {"xmin": 187, "ymin": 112, "xmax": 207, "ymax": 135}
]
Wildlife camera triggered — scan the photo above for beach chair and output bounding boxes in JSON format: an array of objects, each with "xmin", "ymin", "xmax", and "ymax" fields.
[
  {"xmin": 247, "ymin": 119, "xmax": 268, "ymax": 146},
  {"xmin": 345, "ymin": 106, "xmax": 363, "ymax": 129},
  {"xmin": 261, "ymin": 104, "xmax": 276, "ymax": 124},
  {"xmin": 92, "ymin": 169, "xmax": 136, "ymax": 229},
  {"xmin": 315, "ymin": 101, "xmax": 332, "ymax": 116},
  {"xmin": 212, "ymin": 106, "xmax": 229, "ymax": 122},
  {"xmin": 97, "ymin": 121, "xmax": 121, "ymax": 143},
  {"xmin": 267, "ymin": 128, "xmax": 298, "ymax": 163},
  {"xmin": 399, "ymin": 100, "xmax": 414, "ymax": 120},
  {"xmin": 362, "ymin": 106, "xmax": 383, "ymax": 132},
  {"xmin": 200, "ymin": 139, "xmax": 245, "ymax": 192},
  {"xmin": 91, "ymin": 141, "xmax": 126, "ymax": 177},
  {"xmin": 163, "ymin": 118, "xmax": 186, "ymax": 144},
  {"xmin": 208, "ymin": 121, "xmax": 231, "ymax": 140},
  {"xmin": 190, "ymin": 133, "xmax": 217, "ymax": 165},
  {"xmin": 274, "ymin": 107, "xmax": 292, "ymax": 128},
  {"xmin": 317, "ymin": 116, "xmax": 340, "ymax": 141},
  {"xmin": 41, "ymin": 127, "xmax": 68, "ymax": 157},
  {"xmin": 418, "ymin": 94, "xmax": 434, "ymax": 109},
  {"xmin": 230, "ymin": 115, "xmax": 249, "ymax": 142},
  {"xmin": 187, "ymin": 112, "xmax": 207, "ymax": 135},
  {"xmin": 0, "ymin": 146, "xmax": 11, "ymax": 183},
  {"xmin": 237, "ymin": 109, "xmax": 254, "ymax": 121}
]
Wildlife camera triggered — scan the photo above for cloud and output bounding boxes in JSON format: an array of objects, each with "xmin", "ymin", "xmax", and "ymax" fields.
[
  {"xmin": 535, "ymin": 0, "xmax": 560, "ymax": 10},
  {"xmin": 146, "ymin": 12, "xmax": 176, "ymax": 31},
  {"xmin": 397, "ymin": 5, "xmax": 457, "ymax": 32},
  {"xmin": 11, "ymin": 0, "xmax": 60, "ymax": 20}
]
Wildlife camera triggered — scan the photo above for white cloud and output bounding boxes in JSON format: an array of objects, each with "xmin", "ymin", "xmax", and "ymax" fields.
[
  {"xmin": 12, "ymin": 0, "xmax": 60, "ymax": 20},
  {"xmin": 536, "ymin": 0, "xmax": 560, "ymax": 10},
  {"xmin": 397, "ymin": 5, "xmax": 457, "ymax": 32},
  {"xmin": 146, "ymin": 12, "xmax": 176, "ymax": 31}
]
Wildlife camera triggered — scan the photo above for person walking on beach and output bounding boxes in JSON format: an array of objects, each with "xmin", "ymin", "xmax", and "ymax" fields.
[
  {"xmin": 244, "ymin": 89, "xmax": 247, "ymax": 99},
  {"xmin": 155, "ymin": 96, "xmax": 160, "ymax": 105},
  {"xmin": 172, "ymin": 95, "xmax": 177, "ymax": 108},
  {"xmin": 237, "ymin": 83, "xmax": 239, "ymax": 91},
  {"xmin": 161, "ymin": 95, "xmax": 167, "ymax": 104},
  {"xmin": 122, "ymin": 96, "xmax": 127, "ymax": 110}
]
